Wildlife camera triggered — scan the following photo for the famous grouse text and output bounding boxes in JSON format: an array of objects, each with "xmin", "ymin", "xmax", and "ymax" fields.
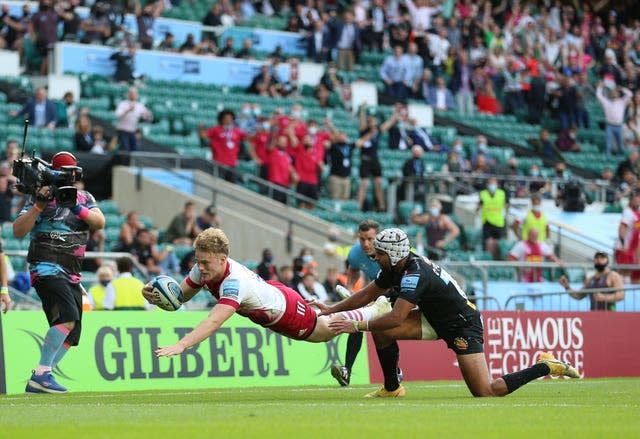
[{"xmin": 486, "ymin": 316, "xmax": 584, "ymax": 378}]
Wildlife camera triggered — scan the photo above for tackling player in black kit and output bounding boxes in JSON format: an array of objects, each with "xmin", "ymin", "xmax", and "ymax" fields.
[{"xmin": 320, "ymin": 228, "xmax": 580, "ymax": 397}]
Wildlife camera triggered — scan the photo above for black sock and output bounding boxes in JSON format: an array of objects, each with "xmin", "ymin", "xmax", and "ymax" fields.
[
  {"xmin": 344, "ymin": 332, "xmax": 363, "ymax": 371},
  {"xmin": 376, "ymin": 341, "xmax": 400, "ymax": 391},
  {"xmin": 502, "ymin": 363, "xmax": 550, "ymax": 394}
]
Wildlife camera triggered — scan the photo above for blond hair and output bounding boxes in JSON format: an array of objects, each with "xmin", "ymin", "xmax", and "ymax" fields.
[
  {"xmin": 194, "ymin": 228, "xmax": 229, "ymax": 255},
  {"xmin": 96, "ymin": 265, "xmax": 114, "ymax": 278}
]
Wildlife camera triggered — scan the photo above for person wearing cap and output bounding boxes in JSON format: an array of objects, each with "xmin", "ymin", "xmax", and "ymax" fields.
[
  {"xmin": 196, "ymin": 204, "xmax": 222, "ymax": 231},
  {"xmin": 321, "ymin": 227, "xmax": 580, "ymax": 398},
  {"xmin": 560, "ymin": 251, "xmax": 624, "ymax": 311},
  {"xmin": 13, "ymin": 151, "xmax": 105, "ymax": 393}
]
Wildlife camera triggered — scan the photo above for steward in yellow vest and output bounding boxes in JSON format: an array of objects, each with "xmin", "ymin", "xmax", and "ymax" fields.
[
  {"xmin": 476, "ymin": 177, "xmax": 509, "ymax": 259},
  {"xmin": 112, "ymin": 257, "xmax": 146, "ymax": 310},
  {"xmin": 87, "ymin": 265, "xmax": 116, "ymax": 310}
]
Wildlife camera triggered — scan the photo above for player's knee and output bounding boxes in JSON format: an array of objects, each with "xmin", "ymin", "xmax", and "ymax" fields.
[
  {"xmin": 471, "ymin": 387, "xmax": 497, "ymax": 397},
  {"xmin": 62, "ymin": 321, "xmax": 76, "ymax": 330}
]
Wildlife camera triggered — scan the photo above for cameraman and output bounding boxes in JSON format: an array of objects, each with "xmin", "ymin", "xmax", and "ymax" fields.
[{"xmin": 13, "ymin": 152, "xmax": 105, "ymax": 393}]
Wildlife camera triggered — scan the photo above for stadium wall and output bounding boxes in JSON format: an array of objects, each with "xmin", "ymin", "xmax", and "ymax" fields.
[
  {"xmin": 367, "ymin": 311, "xmax": 640, "ymax": 383},
  {"xmin": 112, "ymin": 166, "xmax": 350, "ymax": 269}
]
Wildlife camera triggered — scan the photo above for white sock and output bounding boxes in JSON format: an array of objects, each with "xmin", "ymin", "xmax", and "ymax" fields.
[
  {"xmin": 35, "ymin": 365, "xmax": 52, "ymax": 375},
  {"xmin": 339, "ymin": 301, "xmax": 387, "ymax": 321}
]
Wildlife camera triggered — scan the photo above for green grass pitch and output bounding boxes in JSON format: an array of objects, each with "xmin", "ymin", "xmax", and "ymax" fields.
[{"xmin": 1, "ymin": 378, "xmax": 639, "ymax": 439}]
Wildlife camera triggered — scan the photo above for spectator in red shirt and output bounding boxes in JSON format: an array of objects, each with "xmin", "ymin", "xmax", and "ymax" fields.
[
  {"xmin": 267, "ymin": 135, "xmax": 298, "ymax": 204},
  {"xmin": 294, "ymin": 134, "xmax": 325, "ymax": 209},
  {"xmin": 200, "ymin": 109, "xmax": 246, "ymax": 183},
  {"xmin": 307, "ymin": 119, "xmax": 332, "ymax": 163},
  {"xmin": 476, "ymin": 80, "xmax": 499, "ymax": 114},
  {"xmin": 248, "ymin": 118, "xmax": 273, "ymax": 192},
  {"xmin": 275, "ymin": 103, "xmax": 308, "ymax": 157}
]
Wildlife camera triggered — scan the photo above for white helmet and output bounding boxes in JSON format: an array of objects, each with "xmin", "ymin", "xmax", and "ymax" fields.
[{"xmin": 374, "ymin": 228, "xmax": 410, "ymax": 266}]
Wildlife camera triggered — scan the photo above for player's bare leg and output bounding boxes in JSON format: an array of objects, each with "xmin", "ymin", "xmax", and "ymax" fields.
[
  {"xmin": 372, "ymin": 309, "xmax": 424, "ymax": 346},
  {"xmin": 306, "ymin": 314, "xmax": 342, "ymax": 342},
  {"xmin": 457, "ymin": 353, "xmax": 506, "ymax": 396},
  {"xmin": 457, "ymin": 351, "xmax": 580, "ymax": 397}
]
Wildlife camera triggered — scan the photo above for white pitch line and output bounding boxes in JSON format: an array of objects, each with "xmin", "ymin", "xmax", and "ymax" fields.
[{"xmin": 0, "ymin": 379, "xmax": 633, "ymax": 401}]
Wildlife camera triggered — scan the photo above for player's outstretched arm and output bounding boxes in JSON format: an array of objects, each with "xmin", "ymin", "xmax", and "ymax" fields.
[
  {"xmin": 330, "ymin": 298, "xmax": 414, "ymax": 334},
  {"xmin": 156, "ymin": 304, "xmax": 236, "ymax": 357},
  {"xmin": 318, "ymin": 281, "xmax": 386, "ymax": 316}
]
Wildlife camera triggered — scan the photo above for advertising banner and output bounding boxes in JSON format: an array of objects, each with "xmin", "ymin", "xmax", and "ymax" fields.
[
  {"xmin": 55, "ymin": 42, "xmax": 291, "ymax": 87},
  {"xmin": 220, "ymin": 27, "xmax": 306, "ymax": 56},
  {"xmin": 0, "ymin": 311, "xmax": 367, "ymax": 394},
  {"xmin": 367, "ymin": 311, "xmax": 640, "ymax": 383}
]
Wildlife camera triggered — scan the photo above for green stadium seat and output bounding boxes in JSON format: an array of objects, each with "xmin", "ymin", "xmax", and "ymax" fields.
[{"xmin": 98, "ymin": 200, "xmax": 119, "ymax": 215}]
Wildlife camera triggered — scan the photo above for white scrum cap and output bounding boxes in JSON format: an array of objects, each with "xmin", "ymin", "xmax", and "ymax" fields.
[{"xmin": 373, "ymin": 228, "xmax": 410, "ymax": 266}]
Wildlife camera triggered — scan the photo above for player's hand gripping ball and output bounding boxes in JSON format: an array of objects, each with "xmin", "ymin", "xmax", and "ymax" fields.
[{"xmin": 151, "ymin": 275, "xmax": 184, "ymax": 311}]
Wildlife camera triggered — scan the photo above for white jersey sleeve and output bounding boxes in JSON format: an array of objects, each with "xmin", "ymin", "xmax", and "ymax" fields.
[
  {"xmin": 621, "ymin": 207, "xmax": 635, "ymax": 227},
  {"xmin": 212, "ymin": 259, "xmax": 288, "ymax": 326},
  {"xmin": 509, "ymin": 241, "xmax": 526, "ymax": 260},
  {"xmin": 540, "ymin": 242, "xmax": 554, "ymax": 257}
]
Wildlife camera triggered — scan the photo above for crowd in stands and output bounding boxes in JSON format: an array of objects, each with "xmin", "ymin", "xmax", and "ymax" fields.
[{"xmin": 3, "ymin": 0, "xmax": 640, "ymax": 305}]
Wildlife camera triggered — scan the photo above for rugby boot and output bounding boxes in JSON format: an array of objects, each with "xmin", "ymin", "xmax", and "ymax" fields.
[
  {"xmin": 331, "ymin": 365, "xmax": 350, "ymax": 387},
  {"xmin": 537, "ymin": 351, "xmax": 580, "ymax": 378},
  {"xmin": 364, "ymin": 385, "xmax": 406, "ymax": 398}
]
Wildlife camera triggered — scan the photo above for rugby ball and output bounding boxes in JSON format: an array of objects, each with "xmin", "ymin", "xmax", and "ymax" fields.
[{"xmin": 151, "ymin": 275, "xmax": 183, "ymax": 311}]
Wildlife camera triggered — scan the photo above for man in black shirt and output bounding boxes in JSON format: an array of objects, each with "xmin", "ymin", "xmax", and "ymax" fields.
[
  {"xmin": 110, "ymin": 46, "xmax": 136, "ymax": 84},
  {"xmin": 321, "ymin": 228, "xmax": 580, "ymax": 397},
  {"xmin": 326, "ymin": 131, "xmax": 354, "ymax": 200}
]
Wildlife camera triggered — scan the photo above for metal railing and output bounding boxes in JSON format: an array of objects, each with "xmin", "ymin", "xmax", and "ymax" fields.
[
  {"xmin": 437, "ymin": 259, "xmax": 640, "ymax": 302},
  {"xmin": 503, "ymin": 285, "xmax": 640, "ymax": 312},
  {"xmin": 389, "ymin": 171, "xmax": 612, "ymax": 206},
  {"xmin": 4, "ymin": 250, "xmax": 148, "ymax": 276},
  {"xmin": 126, "ymin": 151, "xmax": 364, "ymax": 241},
  {"xmin": 3, "ymin": 250, "xmax": 151, "ymax": 310},
  {"xmin": 125, "ymin": 151, "xmax": 614, "ymax": 222}
]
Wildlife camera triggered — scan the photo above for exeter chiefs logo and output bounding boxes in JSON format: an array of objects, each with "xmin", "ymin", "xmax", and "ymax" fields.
[{"xmin": 454, "ymin": 337, "xmax": 469, "ymax": 351}]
